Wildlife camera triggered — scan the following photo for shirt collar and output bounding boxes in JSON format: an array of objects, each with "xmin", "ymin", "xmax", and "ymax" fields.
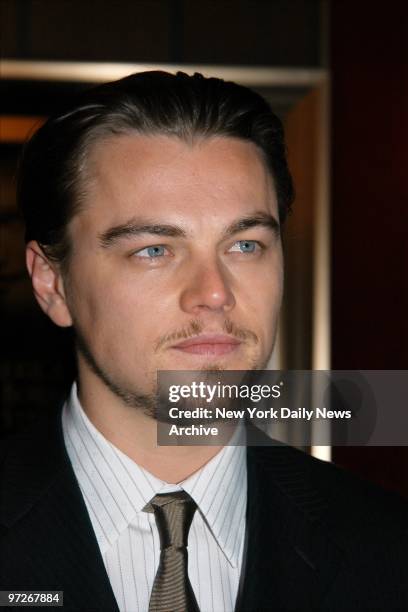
[
  {"xmin": 181, "ymin": 425, "xmax": 247, "ymax": 567},
  {"xmin": 62, "ymin": 383, "xmax": 246, "ymax": 566}
]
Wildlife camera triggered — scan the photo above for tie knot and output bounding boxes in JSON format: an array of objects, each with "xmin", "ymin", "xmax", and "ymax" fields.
[{"xmin": 145, "ymin": 491, "xmax": 197, "ymax": 550}]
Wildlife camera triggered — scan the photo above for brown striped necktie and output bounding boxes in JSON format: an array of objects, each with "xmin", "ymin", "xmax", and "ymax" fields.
[{"xmin": 145, "ymin": 491, "xmax": 200, "ymax": 612}]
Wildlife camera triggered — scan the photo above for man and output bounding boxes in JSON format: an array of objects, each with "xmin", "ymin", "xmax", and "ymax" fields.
[{"xmin": 1, "ymin": 71, "xmax": 406, "ymax": 611}]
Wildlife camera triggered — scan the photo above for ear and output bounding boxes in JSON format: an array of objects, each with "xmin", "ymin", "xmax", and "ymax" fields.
[{"xmin": 26, "ymin": 240, "xmax": 73, "ymax": 327}]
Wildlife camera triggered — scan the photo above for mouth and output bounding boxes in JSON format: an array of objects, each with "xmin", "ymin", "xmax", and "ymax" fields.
[{"xmin": 171, "ymin": 334, "xmax": 242, "ymax": 356}]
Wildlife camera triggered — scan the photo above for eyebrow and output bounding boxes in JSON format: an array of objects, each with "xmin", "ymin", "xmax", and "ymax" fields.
[
  {"xmin": 99, "ymin": 221, "xmax": 186, "ymax": 247},
  {"xmin": 98, "ymin": 211, "xmax": 280, "ymax": 248},
  {"xmin": 223, "ymin": 212, "xmax": 280, "ymax": 238}
]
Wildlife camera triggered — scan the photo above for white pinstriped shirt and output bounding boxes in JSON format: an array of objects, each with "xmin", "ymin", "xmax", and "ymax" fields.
[{"xmin": 62, "ymin": 384, "xmax": 247, "ymax": 612}]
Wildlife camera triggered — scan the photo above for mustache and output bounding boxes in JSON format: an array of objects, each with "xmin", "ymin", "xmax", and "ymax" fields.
[{"xmin": 154, "ymin": 318, "xmax": 259, "ymax": 352}]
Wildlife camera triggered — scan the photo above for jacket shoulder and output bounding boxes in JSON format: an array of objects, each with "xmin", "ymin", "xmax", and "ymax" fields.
[{"xmin": 249, "ymin": 439, "xmax": 408, "ymax": 536}]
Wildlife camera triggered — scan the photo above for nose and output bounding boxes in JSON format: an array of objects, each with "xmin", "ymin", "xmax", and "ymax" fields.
[{"xmin": 179, "ymin": 256, "xmax": 236, "ymax": 315}]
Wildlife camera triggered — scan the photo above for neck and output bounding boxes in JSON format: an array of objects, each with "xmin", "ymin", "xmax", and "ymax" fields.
[{"xmin": 76, "ymin": 370, "xmax": 223, "ymax": 484}]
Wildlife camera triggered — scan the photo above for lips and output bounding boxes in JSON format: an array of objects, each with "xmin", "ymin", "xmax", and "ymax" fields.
[{"xmin": 171, "ymin": 334, "xmax": 242, "ymax": 356}]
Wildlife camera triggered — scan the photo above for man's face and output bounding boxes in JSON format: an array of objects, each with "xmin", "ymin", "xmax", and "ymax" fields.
[{"xmin": 62, "ymin": 134, "xmax": 284, "ymax": 407}]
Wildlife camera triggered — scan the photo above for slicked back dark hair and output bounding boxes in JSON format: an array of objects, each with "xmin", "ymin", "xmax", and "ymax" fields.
[{"xmin": 18, "ymin": 70, "xmax": 294, "ymax": 270}]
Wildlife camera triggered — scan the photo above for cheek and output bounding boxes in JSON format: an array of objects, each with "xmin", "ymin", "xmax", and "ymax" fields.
[
  {"xmin": 244, "ymin": 264, "xmax": 283, "ymax": 346},
  {"xmin": 265, "ymin": 251, "xmax": 284, "ymax": 308},
  {"xmin": 69, "ymin": 273, "xmax": 172, "ymax": 347},
  {"xmin": 241, "ymin": 257, "xmax": 283, "ymax": 311}
]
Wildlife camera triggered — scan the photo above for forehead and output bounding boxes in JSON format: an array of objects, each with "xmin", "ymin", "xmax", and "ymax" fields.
[{"xmin": 77, "ymin": 133, "xmax": 278, "ymax": 232}]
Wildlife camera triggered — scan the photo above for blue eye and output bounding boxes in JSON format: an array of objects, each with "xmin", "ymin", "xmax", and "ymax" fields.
[
  {"xmin": 240, "ymin": 240, "xmax": 256, "ymax": 253},
  {"xmin": 230, "ymin": 240, "xmax": 258, "ymax": 253},
  {"xmin": 136, "ymin": 245, "xmax": 167, "ymax": 258}
]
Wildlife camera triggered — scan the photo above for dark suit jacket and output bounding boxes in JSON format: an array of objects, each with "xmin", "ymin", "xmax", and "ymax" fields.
[{"xmin": 1, "ymin": 409, "xmax": 407, "ymax": 612}]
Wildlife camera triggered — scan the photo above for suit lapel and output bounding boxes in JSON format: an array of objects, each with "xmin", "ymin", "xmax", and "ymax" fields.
[
  {"xmin": 237, "ymin": 436, "xmax": 344, "ymax": 611},
  {"xmin": 0, "ymin": 410, "xmax": 119, "ymax": 612}
]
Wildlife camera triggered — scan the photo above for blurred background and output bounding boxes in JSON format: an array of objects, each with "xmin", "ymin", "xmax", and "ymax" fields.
[{"xmin": 1, "ymin": 0, "xmax": 407, "ymax": 497}]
